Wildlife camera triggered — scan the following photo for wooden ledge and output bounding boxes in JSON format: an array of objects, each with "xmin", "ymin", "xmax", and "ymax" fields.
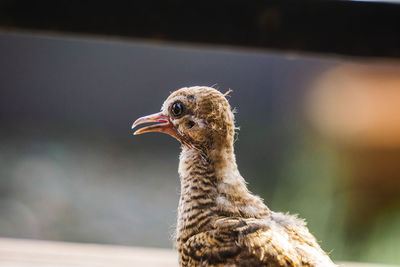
[
  {"xmin": 0, "ymin": 238, "xmax": 395, "ymax": 267},
  {"xmin": 0, "ymin": 238, "xmax": 178, "ymax": 267}
]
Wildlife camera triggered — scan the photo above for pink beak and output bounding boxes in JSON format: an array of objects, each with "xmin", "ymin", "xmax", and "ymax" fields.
[{"xmin": 131, "ymin": 112, "xmax": 178, "ymax": 139}]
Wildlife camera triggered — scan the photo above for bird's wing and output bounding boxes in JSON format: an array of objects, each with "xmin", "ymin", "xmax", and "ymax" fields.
[
  {"xmin": 181, "ymin": 217, "xmax": 303, "ymax": 267},
  {"xmin": 181, "ymin": 216, "xmax": 336, "ymax": 267}
]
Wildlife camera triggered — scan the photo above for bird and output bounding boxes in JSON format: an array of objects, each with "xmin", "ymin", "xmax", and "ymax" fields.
[{"xmin": 132, "ymin": 86, "xmax": 337, "ymax": 267}]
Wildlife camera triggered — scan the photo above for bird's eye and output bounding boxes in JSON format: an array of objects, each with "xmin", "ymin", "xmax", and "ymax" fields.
[{"xmin": 171, "ymin": 102, "xmax": 184, "ymax": 117}]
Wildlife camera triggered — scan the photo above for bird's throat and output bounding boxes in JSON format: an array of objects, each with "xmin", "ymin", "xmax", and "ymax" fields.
[{"xmin": 176, "ymin": 146, "xmax": 269, "ymax": 245}]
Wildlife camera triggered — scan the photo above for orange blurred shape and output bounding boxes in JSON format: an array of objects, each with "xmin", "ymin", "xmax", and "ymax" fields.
[{"xmin": 307, "ymin": 63, "xmax": 400, "ymax": 148}]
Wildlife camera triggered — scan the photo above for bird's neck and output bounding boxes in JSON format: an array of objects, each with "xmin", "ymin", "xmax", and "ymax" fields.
[{"xmin": 176, "ymin": 145, "xmax": 269, "ymax": 245}]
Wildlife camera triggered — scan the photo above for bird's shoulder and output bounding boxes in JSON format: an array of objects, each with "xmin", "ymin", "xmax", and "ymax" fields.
[{"xmin": 181, "ymin": 212, "xmax": 336, "ymax": 267}]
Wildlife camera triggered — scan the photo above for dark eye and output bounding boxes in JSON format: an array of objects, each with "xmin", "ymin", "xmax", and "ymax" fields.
[{"xmin": 171, "ymin": 102, "xmax": 184, "ymax": 117}]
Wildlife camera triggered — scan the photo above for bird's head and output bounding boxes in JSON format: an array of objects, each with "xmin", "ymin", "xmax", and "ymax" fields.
[{"xmin": 132, "ymin": 86, "xmax": 236, "ymax": 152}]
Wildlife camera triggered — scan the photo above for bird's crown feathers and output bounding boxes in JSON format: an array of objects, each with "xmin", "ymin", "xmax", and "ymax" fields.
[{"xmin": 161, "ymin": 86, "xmax": 236, "ymax": 150}]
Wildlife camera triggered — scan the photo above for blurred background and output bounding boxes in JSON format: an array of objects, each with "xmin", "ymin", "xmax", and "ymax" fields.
[{"xmin": 1, "ymin": 1, "xmax": 400, "ymax": 266}]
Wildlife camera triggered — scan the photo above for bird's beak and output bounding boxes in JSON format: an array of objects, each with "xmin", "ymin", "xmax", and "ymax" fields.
[{"xmin": 131, "ymin": 112, "xmax": 177, "ymax": 138}]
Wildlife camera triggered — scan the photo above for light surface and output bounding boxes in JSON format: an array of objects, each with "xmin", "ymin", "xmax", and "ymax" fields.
[{"xmin": 0, "ymin": 238, "xmax": 395, "ymax": 267}]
